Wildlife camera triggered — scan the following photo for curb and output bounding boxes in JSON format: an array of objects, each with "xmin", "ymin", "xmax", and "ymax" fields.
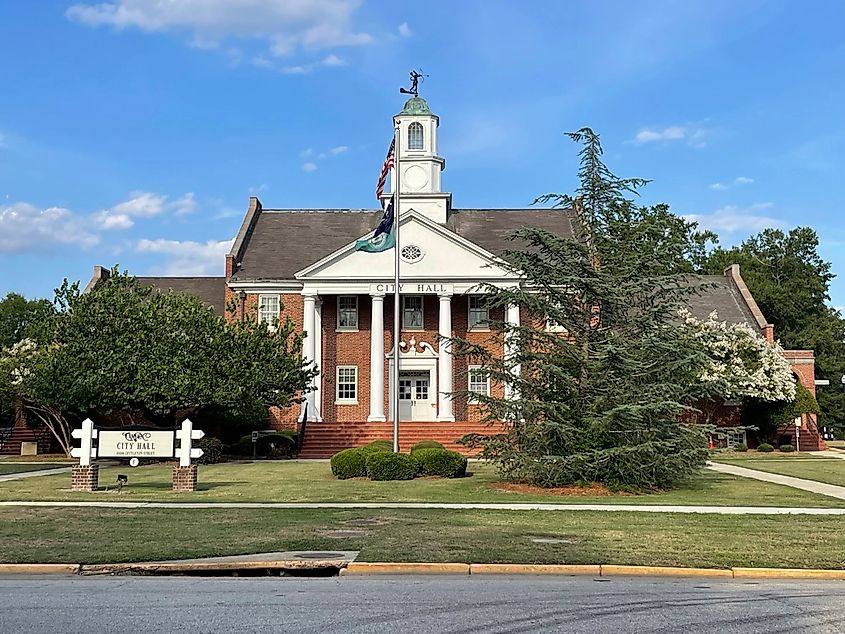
[
  {"xmin": 471, "ymin": 564, "xmax": 600, "ymax": 575},
  {"xmin": 732, "ymin": 567, "xmax": 845, "ymax": 580},
  {"xmin": 0, "ymin": 564, "xmax": 80, "ymax": 574},
  {"xmin": 79, "ymin": 560, "xmax": 348, "ymax": 575},
  {"xmin": 342, "ymin": 562, "xmax": 470, "ymax": 575},
  {"xmin": 600, "ymin": 565, "xmax": 733, "ymax": 578}
]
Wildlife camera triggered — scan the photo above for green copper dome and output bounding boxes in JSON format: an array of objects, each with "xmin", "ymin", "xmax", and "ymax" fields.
[{"xmin": 399, "ymin": 96, "xmax": 432, "ymax": 116}]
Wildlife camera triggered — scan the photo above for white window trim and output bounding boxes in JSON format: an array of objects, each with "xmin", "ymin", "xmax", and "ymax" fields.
[
  {"xmin": 402, "ymin": 295, "xmax": 424, "ymax": 331},
  {"xmin": 257, "ymin": 294, "xmax": 280, "ymax": 330},
  {"xmin": 336, "ymin": 295, "xmax": 359, "ymax": 332},
  {"xmin": 407, "ymin": 122, "xmax": 424, "ymax": 151},
  {"xmin": 468, "ymin": 295, "xmax": 490, "ymax": 332},
  {"xmin": 335, "ymin": 365, "xmax": 358, "ymax": 404},
  {"xmin": 467, "ymin": 364, "xmax": 490, "ymax": 402}
]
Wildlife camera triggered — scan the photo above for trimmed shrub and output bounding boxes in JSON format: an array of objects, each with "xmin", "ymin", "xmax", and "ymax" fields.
[
  {"xmin": 195, "ymin": 437, "xmax": 225, "ymax": 464},
  {"xmin": 779, "ymin": 444, "xmax": 795, "ymax": 453},
  {"xmin": 410, "ymin": 440, "xmax": 445, "ymax": 454},
  {"xmin": 331, "ymin": 448, "xmax": 367, "ymax": 479},
  {"xmin": 365, "ymin": 451, "xmax": 416, "ymax": 481},
  {"xmin": 231, "ymin": 430, "xmax": 297, "ymax": 458},
  {"xmin": 757, "ymin": 443, "xmax": 774, "ymax": 453},
  {"xmin": 361, "ymin": 440, "xmax": 393, "ymax": 455},
  {"xmin": 732, "ymin": 443, "xmax": 748, "ymax": 453},
  {"xmin": 411, "ymin": 448, "xmax": 467, "ymax": 478}
]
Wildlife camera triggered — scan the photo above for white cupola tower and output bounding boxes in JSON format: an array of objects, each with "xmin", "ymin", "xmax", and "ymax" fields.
[{"xmin": 384, "ymin": 96, "xmax": 451, "ymax": 224}]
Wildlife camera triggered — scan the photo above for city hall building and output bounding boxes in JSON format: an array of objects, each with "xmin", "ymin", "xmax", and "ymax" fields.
[{"xmin": 73, "ymin": 96, "xmax": 821, "ymax": 459}]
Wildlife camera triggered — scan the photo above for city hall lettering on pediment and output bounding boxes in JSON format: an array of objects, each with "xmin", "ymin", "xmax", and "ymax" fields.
[{"xmin": 371, "ymin": 283, "xmax": 453, "ymax": 294}]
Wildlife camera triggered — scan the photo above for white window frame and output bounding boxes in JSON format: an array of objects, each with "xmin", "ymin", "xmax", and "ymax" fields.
[
  {"xmin": 257, "ymin": 294, "xmax": 280, "ymax": 328},
  {"xmin": 468, "ymin": 295, "xmax": 490, "ymax": 331},
  {"xmin": 408, "ymin": 121, "xmax": 424, "ymax": 150},
  {"xmin": 336, "ymin": 295, "xmax": 359, "ymax": 331},
  {"xmin": 467, "ymin": 365, "xmax": 490, "ymax": 401},
  {"xmin": 403, "ymin": 295, "xmax": 424, "ymax": 331},
  {"xmin": 335, "ymin": 365, "xmax": 358, "ymax": 404}
]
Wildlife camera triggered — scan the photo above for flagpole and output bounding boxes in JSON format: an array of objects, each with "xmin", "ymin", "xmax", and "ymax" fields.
[{"xmin": 392, "ymin": 121, "xmax": 401, "ymax": 453}]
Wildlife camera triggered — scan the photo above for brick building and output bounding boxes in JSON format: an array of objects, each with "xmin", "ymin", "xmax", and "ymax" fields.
[{"xmin": 73, "ymin": 96, "xmax": 821, "ymax": 458}]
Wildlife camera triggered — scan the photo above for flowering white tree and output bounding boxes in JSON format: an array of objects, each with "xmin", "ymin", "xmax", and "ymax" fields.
[
  {"xmin": 681, "ymin": 309, "xmax": 796, "ymax": 426},
  {"xmin": 0, "ymin": 338, "xmax": 73, "ymax": 456}
]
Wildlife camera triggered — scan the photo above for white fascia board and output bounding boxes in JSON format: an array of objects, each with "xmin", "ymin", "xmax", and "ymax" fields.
[{"xmin": 227, "ymin": 280, "xmax": 303, "ymax": 292}]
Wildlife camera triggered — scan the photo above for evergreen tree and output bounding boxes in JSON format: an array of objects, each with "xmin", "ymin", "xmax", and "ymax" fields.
[{"xmin": 455, "ymin": 129, "xmax": 708, "ymax": 490}]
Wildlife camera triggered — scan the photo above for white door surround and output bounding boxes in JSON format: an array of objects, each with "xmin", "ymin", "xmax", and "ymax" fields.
[
  {"xmin": 387, "ymin": 337, "xmax": 439, "ymax": 422},
  {"xmin": 399, "ymin": 370, "xmax": 432, "ymax": 421}
]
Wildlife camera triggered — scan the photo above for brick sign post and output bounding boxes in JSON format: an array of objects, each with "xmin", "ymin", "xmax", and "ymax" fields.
[{"xmin": 69, "ymin": 418, "xmax": 205, "ymax": 492}]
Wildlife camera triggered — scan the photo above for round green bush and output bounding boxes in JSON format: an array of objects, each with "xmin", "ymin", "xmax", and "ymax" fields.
[
  {"xmin": 411, "ymin": 448, "xmax": 468, "ymax": 478},
  {"xmin": 732, "ymin": 443, "xmax": 748, "ymax": 452},
  {"xmin": 195, "ymin": 437, "xmax": 225, "ymax": 464},
  {"xmin": 779, "ymin": 444, "xmax": 795, "ymax": 453},
  {"xmin": 361, "ymin": 440, "xmax": 394, "ymax": 455},
  {"xmin": 331, "ymin": 448, "xmax": 367, "ymax": 479},
  {"xmin": 365, "ymin": 451, "xmax": 416, "ymax": 481},
  {"xmin": 757, "ymin": 443, "xmax": 774, "ymax": 453},
  {"xmin": 410, "ymin": 440, "xmax": 445, "ymax": 454},
  {"xmin": 231, "ymin": 431, "xmax": 297, "ymax": 458}
]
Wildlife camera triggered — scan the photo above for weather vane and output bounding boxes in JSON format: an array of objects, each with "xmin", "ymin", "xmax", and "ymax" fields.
[{"xmin": 400, "ymin": 69, "xmax": 428, "ymax": 97}]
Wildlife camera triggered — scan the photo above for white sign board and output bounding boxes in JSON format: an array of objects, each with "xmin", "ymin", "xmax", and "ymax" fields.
[{"xmin": 97, "ymin": 430, "xmax": 175, "ymax": 458}]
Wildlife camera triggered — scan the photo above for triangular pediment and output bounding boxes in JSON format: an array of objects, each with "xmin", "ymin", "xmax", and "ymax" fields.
[{"xmin": 295, "ymin": 211, "xmax": 516, "ymax": 281}]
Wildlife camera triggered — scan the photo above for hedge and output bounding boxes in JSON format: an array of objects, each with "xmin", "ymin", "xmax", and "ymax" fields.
[
  {"xmin": 779, "ymin": 444, "xmax": 795, "ymax": 453},
  {"xmin": 330, "ymin": 448, "xmax": 367, "ymax": 479},
  {"xmin": 195, "ymin": 437, "xmax": 225, "ymax": 464},
  {"xmin": 732, "ymin": 443, "xmax": 748, "ymax": 452},
  {"xmin": 410, "ymin": 440, "xmax": 445, "ymax": 454},
  {"xmin": 361, "ymin": 440, "xmax": 394, "ymax": 455},
  {"xmin": 411, "ymin": 448, "xmax": 467, "ymax": 478},
  {"xmin": 365, "ymin": 451, "xmax": 416, "ymax": 481},
  {"xmin": 757, "ymin": 443, "xmax": 774, "ymax": 453}
]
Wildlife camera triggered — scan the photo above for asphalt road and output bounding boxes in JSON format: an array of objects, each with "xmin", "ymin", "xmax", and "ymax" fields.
[{"xmin": 2, "ymin": 574, "xmax": 845, "ymax": 633}]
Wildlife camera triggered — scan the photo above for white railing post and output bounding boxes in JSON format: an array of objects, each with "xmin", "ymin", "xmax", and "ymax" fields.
[{"xmin": 176, "ymin": 418, "xmax": 205, "ymax": 467}]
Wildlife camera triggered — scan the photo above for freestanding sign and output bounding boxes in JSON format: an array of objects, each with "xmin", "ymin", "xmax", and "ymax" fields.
[
  {"xmin": 97, "ymin": 429, "xmax": 175, "ymax": 458},
  {"xmin": 70, "ymin": 418, "xmax": 204, "ymax": 492}
]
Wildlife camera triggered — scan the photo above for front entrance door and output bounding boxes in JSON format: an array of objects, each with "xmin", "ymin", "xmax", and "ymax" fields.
[{"xmin": 398, "ymin": 370, "xmax": 432, "ymax": 421}]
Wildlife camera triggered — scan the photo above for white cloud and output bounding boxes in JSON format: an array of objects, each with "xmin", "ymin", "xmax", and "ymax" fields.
[
  {"xmin": 321, "ymin": 54, "xmax": 345, "ymax": 66},
  {"xmin": 734, "ymin": 176, "xmax": 754, "ymax": 185},
  {"xmin": 137, "ymin": 238, "xmax": 234, "ymax": 275},
  {"xmin": 66, "ymin": 0, "xmax": 373, "ymax": 61},
  {"xmin": 685, "ymin": 203, "xmax": 782, "ymax": 234},
  {"xmin": 634, "ymin": 125, "xmax": 707, "ymax": 147},
  {"xmin": 709, "ymin": 183, "xmax": 728, "ymax": 191},
  {"xmin": 279, "ymin": 54, "xmax": 347, "ymax": 74},
  {"xmin": 328, "ymin": 145, "xmax": 348, "ymax": 155},
  {"xmin": 0, "ymin": 202, "xmax": 99, "ymax": 254},
  {"xmin": 300, "ymin": 148, "xmax": 314, "ymax": 158},
  {"xmin": 95, "ymin": 190, "xmax": 198, "ymax": 229},
  {"xmin": 302, "ymin": 161, "xmax": 318, "ymax": 172},
  {"xmin": 398, "ymin": 22, "xmax": 412, "ymax": 38}
]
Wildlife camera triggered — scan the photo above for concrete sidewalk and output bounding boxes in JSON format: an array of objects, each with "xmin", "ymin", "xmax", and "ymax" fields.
[
  {"xmin": 2, "ymin": 500, "xmax": 845, "ymax": 514},
  {"xmin": 707, "ymin": 461, "xmax": 845, "ymax": 500},
  {"xmin": 0, "ymin": 467, "xmax": 73, "ymax": 483}
]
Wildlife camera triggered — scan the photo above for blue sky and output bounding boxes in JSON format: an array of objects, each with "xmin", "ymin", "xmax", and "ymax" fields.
[{"xmin": 2, "ymin": 0, "xmax": 844, "ymax": 307}]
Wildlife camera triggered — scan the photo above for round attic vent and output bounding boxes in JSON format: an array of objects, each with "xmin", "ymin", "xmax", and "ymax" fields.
[{"xmin": 401, "ymin": 244, "xmax": 424, "ymax": 263}]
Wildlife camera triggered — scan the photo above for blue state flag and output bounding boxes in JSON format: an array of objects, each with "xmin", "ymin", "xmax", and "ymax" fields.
[{"xmin": 355, "ymin": 200, "xmax": 395, "ymax": 253}]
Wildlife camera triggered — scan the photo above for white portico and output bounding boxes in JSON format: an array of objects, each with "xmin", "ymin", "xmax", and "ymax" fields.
[{"xmin": 294, "ymin": 209, "xmax": 521, "ymax": 423}]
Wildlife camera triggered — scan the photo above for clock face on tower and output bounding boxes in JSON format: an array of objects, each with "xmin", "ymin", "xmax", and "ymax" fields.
[{"xmin": 403, "ymin": 165, "xmax": 428, "ymax": 191}]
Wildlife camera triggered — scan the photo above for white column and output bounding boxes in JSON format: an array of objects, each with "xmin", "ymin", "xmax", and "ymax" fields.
[
  {"xmin": 302, "ymin": 293, "xmax": 318, "ymax": 421},
  {"xmin": 437, "ymin": 293, "xmax": 455, "ymax": 422},
  {"xmin": 504, "ymin": 302, "xmax": 521, "ymax": 400},
  {"xmin": 313, "ymin": 298, "xmax": 323, "ymax": 421},
  {"xmin": 368, "ymin": 293, "xmax": 386, "ymax": 422}
]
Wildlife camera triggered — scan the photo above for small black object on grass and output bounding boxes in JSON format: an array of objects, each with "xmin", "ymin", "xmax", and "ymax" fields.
[{"xmin": 116, "ymin": 474, "xmax": 128, "ymax": 493}]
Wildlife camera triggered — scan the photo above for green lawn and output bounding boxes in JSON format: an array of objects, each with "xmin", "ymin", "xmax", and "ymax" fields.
[
  {"xmin": 0, "ymin": 460, "xmax": 842, "ymax": 507},
  {"xmin": 0, "ymin": 463, "xmax": 70, "ymax": 476},
  {"xmin": 716, "ymin": 455, "xmax": 845, "ymax": 488},
  {"xmin": 2, "ymin": 506, "xmax": 845, "ymax": 569}
]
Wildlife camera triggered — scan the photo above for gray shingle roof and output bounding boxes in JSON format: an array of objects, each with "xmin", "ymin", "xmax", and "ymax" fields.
[
  {"xmin": 231, "ymin": 208, "xmax": 578, "ymax": 281},
  {"xmin": 136, "ymin": 277, "xmax": 226, "ymax": 316},
  {"xmin": 684, "ymin": 275, "xmax": 759, "ymax": 328}
]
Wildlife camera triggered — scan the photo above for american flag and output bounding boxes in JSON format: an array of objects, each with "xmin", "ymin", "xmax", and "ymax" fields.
[{"xmin": 375, "ymin": 138, "xmax": 395, "ymax": 203}]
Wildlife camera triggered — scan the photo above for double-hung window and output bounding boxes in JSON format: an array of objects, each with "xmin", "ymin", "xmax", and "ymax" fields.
[
  {"xmin": 468, "ymin": 365, "xmax": 490, "ymax": 400},
  {"xmin": 468, "ymin": 295, "xmax": 489, "ymax": 330},
  {"xmin": 257, "ymin": 295, "xmax": 280, "ymax": 327},
  {"xmin": 403, "ymin": 296, "xmax": 424, "ymax": 330},
  {"xmin": 337, "ymin": 295, "xmax": 358, "ymax": 330},
  {"xmin": 336, "ymin": 366, "xmax": 358, "ymax": 403}
]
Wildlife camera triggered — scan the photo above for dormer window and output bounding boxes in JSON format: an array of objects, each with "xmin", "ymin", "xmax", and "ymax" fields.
[{"xmin": 408, "ymin": 122, "xmax": 424, "ymax": 150}]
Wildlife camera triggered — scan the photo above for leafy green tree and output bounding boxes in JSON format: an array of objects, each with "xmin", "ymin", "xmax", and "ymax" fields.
[
  {"xmin": 3, "ymin": 270, "xmax": 316, "ymax": 453},
  {"xmin": 705, "ymin": 229, "xmax": 845, "ymax": 430},
  {"xmin": 0, "ymin": 293, "xmax": 53, "ymax": 349},
  {"xmin": 456, "ymin": 128, "xmax": 709, "ymax": 491}
]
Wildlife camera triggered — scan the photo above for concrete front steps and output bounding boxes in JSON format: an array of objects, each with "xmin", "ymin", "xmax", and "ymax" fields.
[{"xmin": 298, "ymin": 421, "xmax": 505, "ymax": 458}]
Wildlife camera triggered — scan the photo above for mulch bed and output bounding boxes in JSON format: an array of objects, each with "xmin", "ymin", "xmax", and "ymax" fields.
[{"xmin": 492, "ymin": 482, "xmax": 631, "ymax": 497}]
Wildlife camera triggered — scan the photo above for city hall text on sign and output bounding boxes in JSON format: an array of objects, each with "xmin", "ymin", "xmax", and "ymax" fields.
[{"xmin": 97, "ymin": 430, "xmax": 175, "ymax": 458}]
